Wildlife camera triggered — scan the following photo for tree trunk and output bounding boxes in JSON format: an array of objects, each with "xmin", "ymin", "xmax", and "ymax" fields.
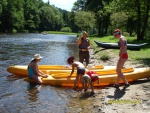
[
  {"xmin": 136, "ymin": 0, "xmax": 142, "ymax": 41},
  {"xmin": 141, "ymin": 0, "xmax": 150, "ymax": 40}
]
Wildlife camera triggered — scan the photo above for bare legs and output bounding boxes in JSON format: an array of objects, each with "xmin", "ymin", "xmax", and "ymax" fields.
[
  {"xmin": 115, "ymin": 58, "xmax": 129, "ymax": 85},
  {"xmin": 32, "ymin": 75, "xmax": 42, "ymax": 85},
  {"xmin": 73, "ymin": 74, "xmax": 83, "ymax": 89},
  {"xmin": 90, "ymin": 82, "xmax": 94, "ymax": 93}
]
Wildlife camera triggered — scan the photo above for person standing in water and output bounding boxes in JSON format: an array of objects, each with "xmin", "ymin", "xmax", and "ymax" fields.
[{"xmin": 113, "ymin": 29, "xmax": 130, "ymax": 89}]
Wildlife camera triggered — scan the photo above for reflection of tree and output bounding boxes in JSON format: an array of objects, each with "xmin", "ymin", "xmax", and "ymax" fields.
[{"xmin": 27, "ymin": 84, "xmax": 41, "ymax": 102}]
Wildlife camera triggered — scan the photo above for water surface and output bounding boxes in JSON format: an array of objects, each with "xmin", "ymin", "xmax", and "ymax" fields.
[{"xmin": 0, "ymin": 33, "xmax": 83, "ymax": 113}]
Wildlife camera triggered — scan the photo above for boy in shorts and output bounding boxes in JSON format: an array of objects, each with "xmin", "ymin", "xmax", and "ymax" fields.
[{"xmin": 82, "ymin": 70, "xmax": 100, "ymax": 94}]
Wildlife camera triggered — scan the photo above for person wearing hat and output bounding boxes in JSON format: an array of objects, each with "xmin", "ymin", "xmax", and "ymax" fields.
[
  {"xmin": 113, "ymin": 29, "xmax": 130, "ymax": 89},
  {"xmin": 76, "ymin": 31, "xmax": 91, "ymax": 66},
  {"xmin": 28, "ymin": 54, "xmax": 48, "ymax": 85},
  {"xmin": 67, "ymin": 56, "xmax": 85, "ymax": 90},
  {"xmin": 82, "ymin": 70, "xmax": 100, "ymax": 95}
]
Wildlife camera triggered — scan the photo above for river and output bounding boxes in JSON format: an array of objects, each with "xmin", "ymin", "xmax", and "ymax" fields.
[{"xmin": 0, "ymin": 33, "xmax": 86, "ymax": 113}]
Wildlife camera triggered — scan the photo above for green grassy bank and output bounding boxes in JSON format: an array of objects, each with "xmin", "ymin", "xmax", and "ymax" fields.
[
  {"xmin": 43, "ymin": 31, "xmax": 150, "ymax": 66},
  {"xmin": 89, "ymin": 35, "xmax": 150, "ymax": 66}
]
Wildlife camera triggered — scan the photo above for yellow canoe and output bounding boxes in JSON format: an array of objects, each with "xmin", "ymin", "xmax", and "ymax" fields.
[
  {"xmin": 7, "ymin": 65, "xmax": 134, "ymax": 77},
  {"xmin": 24, "ymin": 67, "xmax": 150, "ymax": 87},
  {"xmin": 52, "ymin": 67, "xmax": 134, "ymax": 78},
  {"xmin": 7, "ymin": 65, "xmax": 104, "ymax": 77}
]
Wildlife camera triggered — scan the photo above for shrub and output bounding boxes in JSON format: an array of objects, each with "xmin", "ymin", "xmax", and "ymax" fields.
[
  {"xmin": 12, "ymin": 29, "xmax": 17, "ymax": 33},
  {"xmin": 100, "ymin": 54, "xmax": 110, "ymax": 61},
  {"xmin": 61, "ymin": 27, "xmax": 72, "ymax": 32}
]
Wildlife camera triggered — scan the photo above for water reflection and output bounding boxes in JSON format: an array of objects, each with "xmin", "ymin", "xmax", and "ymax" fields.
[{"xmin": 27, "ymin": 85, "xmax": 41, "ymax": 102}]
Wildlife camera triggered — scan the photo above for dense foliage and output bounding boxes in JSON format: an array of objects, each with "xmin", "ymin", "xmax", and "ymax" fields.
[
  {"xmin": 72, "ymin": 0, "xmax": 150, "ymax": 40},
  {"xmin": 0, "ymin": 0, "xmax": 64, "ymax": 33},
  {"xmin": 0, "ymin": 0, "xmax": 150, "ymax": 41}
]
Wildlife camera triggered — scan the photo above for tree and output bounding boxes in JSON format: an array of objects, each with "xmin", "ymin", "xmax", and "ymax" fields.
[
  {"xmin": 74, "ymin": 11, "xmax": 96, "ymax": 31},
  {"xmin": 24, "ymin": 0, "xmax": 40, "ymax": 32},
  {"xmin": 135, "ymin": 0, "xmax": 150, "ymax": 40},
  {"xmin": 39, "ymin": 6, "xmax": 64, "ymax": 31},
  {"xmin": 109, "ymin": 0, "xmax": 150, "ymax": 40},
  {"xmin": 68, "ymin": 12, "xmax": 78, "ymax": 33},
  {"xmin": 72, "ymin": 0, "xmax": 86, "ymax": 12},
  {"xmin": 84, "ymin": 0, "xmax": 111, "ymax": 35},
  {"xmin": 0, "ymin": 0, "xmax": 24, "ymax": 32},
  {"xmin": 110, "ymin": 12, "xmax": 128, "ymax": 33},
  {"xmin": 0, "ymin": 3, "xmax": 2, "ymax": 25}
]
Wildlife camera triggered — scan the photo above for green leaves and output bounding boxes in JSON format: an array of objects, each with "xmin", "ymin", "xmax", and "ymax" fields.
[
  {"xmin": 39, "ymin": 6, "xmax": 64, "ymax": 31},
  {"xmin": 74, "ymin": 11, "xmax": 96, "ymax": 31}
]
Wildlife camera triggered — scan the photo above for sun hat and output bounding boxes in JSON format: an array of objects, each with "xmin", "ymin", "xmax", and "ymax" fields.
[{"xmin": 32, "ymin": 54, "xmax": 43, "ymax": 60}]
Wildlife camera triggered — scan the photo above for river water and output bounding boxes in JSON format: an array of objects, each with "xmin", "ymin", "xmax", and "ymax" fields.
[{"xmin": 0, "ymin": 33, "xmax": 84, "ymax": 113}]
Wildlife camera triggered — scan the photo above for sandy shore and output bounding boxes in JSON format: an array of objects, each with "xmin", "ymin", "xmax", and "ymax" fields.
[
  {"xmin": 89, "ymin": 48, "xmax": 150, "ymax": 113},
  {"xmin": 65, "ymin": 48, "xmax": 150, "ymax": 113}
]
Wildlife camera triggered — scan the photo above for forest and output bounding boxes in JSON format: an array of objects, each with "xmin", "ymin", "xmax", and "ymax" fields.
[{"xmin": 0, "ymin": 0, "xmax": 150, "ymax": 40}]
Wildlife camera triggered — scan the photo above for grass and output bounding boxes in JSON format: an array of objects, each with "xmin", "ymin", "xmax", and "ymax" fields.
[
  {"xmin": 100, "ymin": 54, "xmax": 110, "ymax": 61},
  {"xmin": 89, "ymin": 35, "xmax": 150, "ymax": 66},
  {"xmin": 42, "ymin": 31, "xmax": 77, "ymax": 35},
  {"xmin": 42, "ymin": 31, "xmax": 150, "ymax": 66}
]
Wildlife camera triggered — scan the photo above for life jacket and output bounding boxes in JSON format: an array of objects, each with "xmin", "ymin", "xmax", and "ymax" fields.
[
  {"xmin": 86, "ymin": 71, "xmax": 98, "ymax": 82},
  {"xmin": 79, "ymin": 37, "xmax": 90, "ymax": 49}
]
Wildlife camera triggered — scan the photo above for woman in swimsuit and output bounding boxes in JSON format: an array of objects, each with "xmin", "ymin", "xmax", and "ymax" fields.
[
  {"xmin": 28, "ymin": 54, "xmax": 48, "ymax": 85},
  {"xmin": 67, "ymin": 56, "xmax": 85, "ymax": 90},
  {"xmin": 113, "ymin": 29, "xmax": 130, "ymax": 89}
]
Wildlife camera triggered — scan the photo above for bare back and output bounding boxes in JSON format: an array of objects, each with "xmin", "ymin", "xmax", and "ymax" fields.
[{"xmin": 73, "ymin": 61, "xmax": 85, "ymax": 68}]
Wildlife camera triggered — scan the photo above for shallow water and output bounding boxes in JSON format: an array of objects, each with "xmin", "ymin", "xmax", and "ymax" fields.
[{"xmin": 0, "ymin": 33, "xmax": 84, "ymax": 113}]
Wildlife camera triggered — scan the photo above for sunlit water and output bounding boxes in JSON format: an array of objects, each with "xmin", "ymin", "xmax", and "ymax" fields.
[{"xmin": 0, "ymin": 33, "xmax": 84, "ymax": 113}]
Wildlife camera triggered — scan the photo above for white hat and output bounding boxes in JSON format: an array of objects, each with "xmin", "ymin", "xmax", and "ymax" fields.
[{"xmin": 32, "ymin": 54, "xmax": 43, "ymax": 60}]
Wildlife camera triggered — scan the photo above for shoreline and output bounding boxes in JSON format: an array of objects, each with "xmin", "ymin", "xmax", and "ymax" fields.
[
  {"xmin": 66, "ymin": 48, "xmax": 150, "ymax": 113},
  {"xmin": 88, "ymin": 48, "xmax": 150, "ymax": 113}
]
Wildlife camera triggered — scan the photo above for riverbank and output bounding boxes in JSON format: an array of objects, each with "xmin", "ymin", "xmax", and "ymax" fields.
[
  {"xmin": 66, "ymin": 48, "xmax": 150, "ymax": 113},
  {"xmin": 89, "ymin": 48, "xmax": 150, "ymax": 113}
]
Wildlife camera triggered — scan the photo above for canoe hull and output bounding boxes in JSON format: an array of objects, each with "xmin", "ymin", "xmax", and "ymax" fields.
[
  {"xmin": 7, "ymin": 65, "xmax": 104, "ymax": 77},
  {"xmin": 7, "ymin": 65, "xmax": 135, "ymax": 77},
  {"xmin": 94, "ymin": 40, "xmax": 147, "ymax": 50},
  {"xmin": 25, "ymin": 67, "xmax": 150, "ymax": 87}
]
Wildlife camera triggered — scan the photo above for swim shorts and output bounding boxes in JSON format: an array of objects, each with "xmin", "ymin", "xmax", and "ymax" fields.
[
  {"xmin": 122, "ymin": 53, "xmax": 128, "ymax": 59},
  {"xmin": 77, "ymin": 67, "xmax": 85, "ymax": 75}
]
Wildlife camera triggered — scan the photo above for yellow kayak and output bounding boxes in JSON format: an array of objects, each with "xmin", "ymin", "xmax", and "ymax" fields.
[
  {"xmin": 7, "ymin": 65, "xmax": 134, "ymax": 77},
  {"xmin": 24, "ymin": 67, "xmax": 150, "ymax": 87},
  {"xmin": 7, "ymin": 65, "xmax": 104, "ymax": 77},
  {"xmin": 52, "ymin": 67, "xmax": 134, "ymax": 78},
  {"xmin": 7, "ymin": 65, "xmax": 134, "ymax": 78}
]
